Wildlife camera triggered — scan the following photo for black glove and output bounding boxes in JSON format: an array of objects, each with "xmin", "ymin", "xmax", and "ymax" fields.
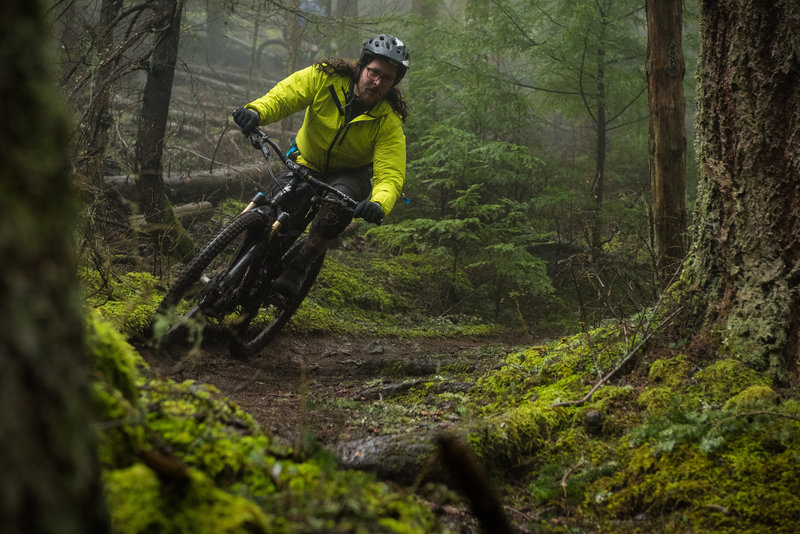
[
  {"xmin": 353, "ymin": 200, "xmax": 384, "ymax": 224},
  {"xmin": 232, "ymin": 107, "xmax": 260, "ymax": 134}
]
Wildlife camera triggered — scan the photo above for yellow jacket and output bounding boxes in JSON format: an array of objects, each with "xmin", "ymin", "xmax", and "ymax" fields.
[{"xmin": 245, "ymin": 65, "xmax": 406, "ymax": 215}]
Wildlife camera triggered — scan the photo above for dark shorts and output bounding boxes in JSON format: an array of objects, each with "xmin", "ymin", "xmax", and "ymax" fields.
[{"xmin": 312, "ymin": 166, "xmax": 372, "ymax": 239}]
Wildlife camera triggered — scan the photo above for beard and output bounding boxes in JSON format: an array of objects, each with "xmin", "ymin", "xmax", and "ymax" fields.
[{"xmin": 354, "ymin": 81, "xmax": 383, "ymax": 107}]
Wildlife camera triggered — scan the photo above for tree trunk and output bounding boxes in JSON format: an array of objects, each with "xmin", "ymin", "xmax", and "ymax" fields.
[
  {"xmin": 79, "ymin": 0, "xmax": 123, "ymax": 187},
  {"xmin": 591, "ymin": 37, "xmax": 607, "ymax": 250},
  {"xmin": 205, "ymin": 0, "xmax": 226, "ymax": 65},
  {"xmin": 689, "ymin": 0, "xmax": 800, "ymax": 385},
  {"xmin": 646, "ymin": 0, "xmax": 686, "ymax": 282},
  {"xmin": 412, "ymin": 0, "xmax": 438, "ymax": 18},
  {"xmin": 334, "ymin": 0, "xmax": 359, "ymax": 58},
  {"xmin": 0, "ymin": 0, "xmax": 109, "ymax": 531},
  {"xmin": 134, "ymin": 0, "xmax": 195, "ymax": 259},
  {"xmin": 283, "ymin": 0, "xmax": 303, "ymax": 132}
]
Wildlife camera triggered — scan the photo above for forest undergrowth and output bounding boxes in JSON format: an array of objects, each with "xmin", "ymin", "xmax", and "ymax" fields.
[{"xmin": 83, "ymin": 216, "xmax": 800, "ymax": 533}]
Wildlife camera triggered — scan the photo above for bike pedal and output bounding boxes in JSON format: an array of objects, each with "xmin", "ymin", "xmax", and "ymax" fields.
[{"xmin": 265, "ymin": 293, "xmax": 293, "ymax": 309}]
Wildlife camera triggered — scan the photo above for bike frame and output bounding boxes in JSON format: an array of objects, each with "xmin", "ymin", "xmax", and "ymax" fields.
[{"xmin": 153, "ymin": 126, "xmax": 365, "ymax": 355}]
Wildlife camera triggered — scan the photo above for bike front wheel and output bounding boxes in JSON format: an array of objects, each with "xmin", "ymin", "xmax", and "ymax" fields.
[{"xmin": 151, "ymin": 210, "xmax": 269, "ymax": 348}]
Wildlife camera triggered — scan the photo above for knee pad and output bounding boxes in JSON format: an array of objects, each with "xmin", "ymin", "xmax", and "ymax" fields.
[{"xmin": 310, "ymin": 202, "xmax": 353, "ymax": 239}]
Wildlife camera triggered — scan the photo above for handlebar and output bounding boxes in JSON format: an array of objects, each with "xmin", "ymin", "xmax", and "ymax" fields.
[{"xmin": 248, "ymin": 128, "xmax": 359, "ymax": 211}]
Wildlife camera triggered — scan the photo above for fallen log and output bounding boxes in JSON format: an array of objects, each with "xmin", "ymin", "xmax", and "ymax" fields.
[
  {"xmin": 335, "ymin": 431, "xmax": 446, "ymax": 486},
  {"xmin": 335, "ymin": 429, "xmax": 513, "ymax": 533},
  {"xmin": 130, "ymin": 201, "xmax": 214, "ymax": 229},
  {"xmin": 104, "ymin": 163, "xmax": 271, "ymax": 204}
]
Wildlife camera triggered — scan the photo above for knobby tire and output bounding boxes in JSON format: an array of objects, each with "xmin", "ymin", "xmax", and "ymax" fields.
[
  {"xmin": 228, "ymin": 238, "xmax": 325, "ymax": 358},
  {"xmin": 153, "ymin": 210, "xmax": 268, "ymax": 345}
]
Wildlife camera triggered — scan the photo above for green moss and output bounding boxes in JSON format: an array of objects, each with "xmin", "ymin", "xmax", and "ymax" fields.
[
  {"xmin": 469, "ymin": 328, "xmax": 628, "ymax": 413},
  {"xmin": 647, "ymin": 354, "xmax": 692, "ymax": 388},
  {"xmin": 691, "ymin": 358, "xmax": 770, "ymax": 406},
  {"xmin": 584, "ymin": 355, "xmax": 800, "ymax": 533},
  {"xmin": 104, "ymin": 464, "xmax": 273, "ymax": 533},
  {"xmin": 589, "ymin": 430, "xmax": 800, "ymax": 532},
  {"xmin": 468, "ymin": 403, "xmax": 567, "ymax": 465},
  {"xmin": 313, "ymin": 256, "xmax": 398, "ymax": 313},
  {"xmin": 86, "ymin": 310, "xmax": 145, "ymax": 403},
  {"xmin": 103, "ymin": 464, "xmax": 168, "ymax": 533},
  {"xmin": 526, "ymin": 429, "xmax": 617, "ymax": 508},
  {"xmin": 87, "ymin": 310, "xmax": 149, "ymax": 466},
  {"xmin": 88, "ymin": 319, "xmax": 446, "ymax": 533},
  {"xmin": 723, "ymin": 385, "xmax": 779, "ymax": 411},
  {"xmin": 637, "ymin": 386, "xmax": 679, "ymax": 416},
  {"xmin": 82, "ymin": 269, "xmax": 162, "ymax": 333}
]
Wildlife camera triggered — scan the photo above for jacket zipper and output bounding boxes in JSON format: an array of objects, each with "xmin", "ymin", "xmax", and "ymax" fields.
[
  {"xmin": 324, "ymin": 125, "xmax": 345, "ymax": 172},
  {"xmin": 323, "ymin": 82, "xmax": 378, "ymax": 172}
]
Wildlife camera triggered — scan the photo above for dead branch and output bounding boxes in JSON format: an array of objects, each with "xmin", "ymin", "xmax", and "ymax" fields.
[{"xmin": 550, "ymin": 306, "xmax": 682, "ymax": 408}]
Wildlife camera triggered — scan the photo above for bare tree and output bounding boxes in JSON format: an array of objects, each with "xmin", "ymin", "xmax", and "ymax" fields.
[
  {"xmin": 134, "ymin": 0, "xmax": 195, "ymax": 259},
  {"xmin": 205, "ymin": 0, "xmax": 227, "ymax": 65},
  {"xmin": 79, "ymin": 0, "xmax": 123, "ymax": 187},
  {"xmin": 646, "ymin": 0, "xmax": 686, "ymax": 281}
]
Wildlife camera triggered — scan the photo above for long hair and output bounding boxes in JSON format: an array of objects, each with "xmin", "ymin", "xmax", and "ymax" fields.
[{"xmin": 313, "ymin": 57, "xmax": 409, "ymax": 122}]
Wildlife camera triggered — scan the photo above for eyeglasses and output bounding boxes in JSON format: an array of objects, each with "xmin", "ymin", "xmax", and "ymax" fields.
[{"xmin": 364, "ymin": 66, "xmax": 395, "ymax": 86}]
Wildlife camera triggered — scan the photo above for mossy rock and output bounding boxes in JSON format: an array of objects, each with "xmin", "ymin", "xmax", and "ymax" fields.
[
  {"xmin": 637, "ymin": 386, "xmax": 679, "ymax": 416},
  {"xmin": 691, "ymin": 358, "xmax": 770, "ymax": 406},
  {"xmin": 647, "ymin": 354, "xmax": 692, "ymax": 388},
  {"xmin": 104, "ymin": 463, "xmax": 273, "ymax": 534},
  {"xmin": 723, "ymin": 385, "xmax": 779, "ymax": 411}
]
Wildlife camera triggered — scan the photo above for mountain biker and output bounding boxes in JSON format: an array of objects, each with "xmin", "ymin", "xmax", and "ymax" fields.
[{"xmin": 232, "ymin": 33, "xmax": 410, "ymax": 301}]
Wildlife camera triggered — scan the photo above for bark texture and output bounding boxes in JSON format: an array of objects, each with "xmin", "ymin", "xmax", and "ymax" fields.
[
  {"xmin": 647, "ymin": 0, "xmax": 687, "ymax": 279},
  {"xmin": 134, "ymin": 0, "xmax": 195, "ymax": 259},
  {"xmin": 135, "ymin": 0, "xmax": 183, "ymax": 223},
  {"xmin": 690, "ymin": 0, "xmax": 800, "ymax": 384},
  {"xmin": 0, "ymin": 1, "xmax": 109, "ymax": 532}
]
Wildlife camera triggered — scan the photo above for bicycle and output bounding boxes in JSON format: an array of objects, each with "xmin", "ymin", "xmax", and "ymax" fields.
[{"xmin": 151, "ymin": 126, "xmax": 373, "ymax": 358}]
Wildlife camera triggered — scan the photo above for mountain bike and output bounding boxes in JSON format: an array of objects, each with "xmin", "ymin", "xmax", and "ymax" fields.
[{"xmin": 151, "ymin": 127, "xmax": 364, "ymax": 358}]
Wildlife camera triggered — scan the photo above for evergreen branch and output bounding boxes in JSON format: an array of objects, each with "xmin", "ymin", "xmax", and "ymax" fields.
[
  {"xmin": 714, "ymin": 411, "xmax": 800, "ymax": 426},
  {"xmin": 605, "ymin": 85, "xmax": 647, "ymax": 125},
  {"xmin": 524, "ymin": 0, "xmax": 562, "ymax": 27},
  {"xmin": 490, "ymin": 0, "xmax": 540, "ymax": 48},
  {"xmin": 509, "ymin": 79, "xmax": 585, "ymax": 96},
  {"xmin": 606, "ymin": 115, "xmax": 649, "ymax": 131}
]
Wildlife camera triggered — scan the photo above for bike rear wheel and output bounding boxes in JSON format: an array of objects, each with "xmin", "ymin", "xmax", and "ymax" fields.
[
  {"xmin": 228, "ymin": 238, "xmax": 325, "ymax": 358},
  {"xmin": 151, "ymin": 210, "xmax": 269, "ymax": 347}
]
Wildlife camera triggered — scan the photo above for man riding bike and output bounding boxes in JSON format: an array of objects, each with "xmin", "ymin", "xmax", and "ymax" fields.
[{"xmin": 232, "ymin": 33, "xmax": 410, "ymax": 302}]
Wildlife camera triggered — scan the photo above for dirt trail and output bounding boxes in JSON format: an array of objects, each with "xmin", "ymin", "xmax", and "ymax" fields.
[
  {"xmin": 139, "ymin": 332, "xmax": 537, "ymax": 532},
  {"xmin": 141, "ymin": 333, "xmax": 519, "ymax": 448}
]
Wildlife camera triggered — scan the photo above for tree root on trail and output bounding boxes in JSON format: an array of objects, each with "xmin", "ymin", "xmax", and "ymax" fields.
[{"xmin": 335, "ymin": 429, "xmax": 513, "ymax": 534}]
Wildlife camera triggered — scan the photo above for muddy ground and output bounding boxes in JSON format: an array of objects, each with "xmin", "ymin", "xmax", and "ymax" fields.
[
  {"xmin": 138, "ymin": 332, "xmax": 536, "ymax": 532},
  {"xmin": 141, "ymin": 332, "xmax": 523, "ymax": 446}
]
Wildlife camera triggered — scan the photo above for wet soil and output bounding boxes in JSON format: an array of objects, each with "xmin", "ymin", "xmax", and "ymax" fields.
[
  {"xmin": 138, "ymin": 332, "xmax": 529, "ymax": 532},
  {"xmin": 140, "ymin": 332, "xmax": 520, "ymax": 448}
]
